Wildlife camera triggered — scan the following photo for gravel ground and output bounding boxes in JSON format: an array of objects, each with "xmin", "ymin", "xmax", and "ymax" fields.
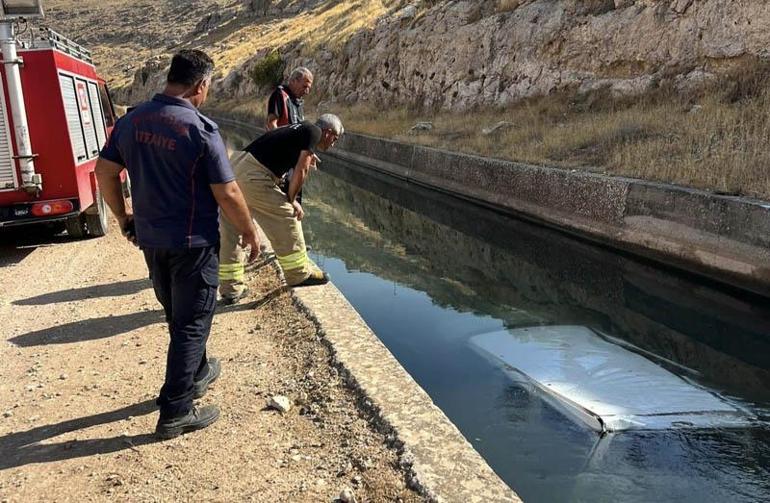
[{"xmin": 0, "ymin": 224, "xmax": 423, "ymax": 502}]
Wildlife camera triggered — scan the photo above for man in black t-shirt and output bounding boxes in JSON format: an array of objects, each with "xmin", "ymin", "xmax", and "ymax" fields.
[
  {"xmin": 219, "ymin": 114, "xmax": 344, "ymax": 301},
  {"xmin": 244, "ymin": 121, "xmax": 322, "ymax": 180}
]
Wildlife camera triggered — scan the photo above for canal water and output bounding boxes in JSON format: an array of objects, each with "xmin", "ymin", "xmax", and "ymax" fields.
[{"xmin": 224, "ymin": 129, "xmax": 770, "ymax": 502}]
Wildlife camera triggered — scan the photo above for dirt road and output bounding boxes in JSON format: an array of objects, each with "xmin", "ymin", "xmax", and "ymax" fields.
[{"xmin": 0, "ymin": 225, "xmax": 421, "ymax": 502}]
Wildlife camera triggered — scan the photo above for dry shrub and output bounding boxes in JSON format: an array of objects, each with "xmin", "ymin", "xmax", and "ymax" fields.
[{"xmin": 497, "ymin": 0, "xmax": 521, "ymax": 12}]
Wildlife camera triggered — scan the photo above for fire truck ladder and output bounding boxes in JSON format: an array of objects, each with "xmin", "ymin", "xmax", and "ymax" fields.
[{"xmin": 35, "ymin": 27, "xmax": 92, "ymax": 64}]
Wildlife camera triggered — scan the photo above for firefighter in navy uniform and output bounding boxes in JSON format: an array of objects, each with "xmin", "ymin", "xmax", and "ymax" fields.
[
  {"xmin": 95, "ymin": 50, "xmax": 260, "ymax": 439},
  {"xmin": 218, "ymin": 115, "xmax": 344, "ymax": 303}
]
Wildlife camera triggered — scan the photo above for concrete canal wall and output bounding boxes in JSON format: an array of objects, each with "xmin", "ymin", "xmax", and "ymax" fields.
[{"xmin": 327, "ymin": 133, "xmax": 770, "ymax": 298}]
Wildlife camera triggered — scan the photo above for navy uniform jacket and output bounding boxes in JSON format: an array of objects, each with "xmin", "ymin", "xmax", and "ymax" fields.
[{"xmin": 100, "ymin": 94, "xmax": 234, "ymax": 249}]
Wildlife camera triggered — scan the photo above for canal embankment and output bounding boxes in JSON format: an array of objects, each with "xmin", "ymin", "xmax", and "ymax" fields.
[
  {"xmin": 327, "ymin": 133, "xmax": 770, "ymax": 299},
  {"xmin": 216, "ymin": 115, "xmax": 770, "ymax": 298}
]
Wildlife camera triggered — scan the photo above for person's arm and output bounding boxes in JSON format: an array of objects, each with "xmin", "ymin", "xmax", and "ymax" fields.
[
  {"xmin": 211, "ymin": 181, "xmax": 261, "ymax": 262},
  {"xmin": 95, "ymin": 158, "xmax": 134, "ymax": 241},
  {"xmin": 286, "ymin": 150, "xmax": 317, "ymax": 220},
  {"xmin": 265, "ymin": 89, "xmax": 283, "ymax": 130}
]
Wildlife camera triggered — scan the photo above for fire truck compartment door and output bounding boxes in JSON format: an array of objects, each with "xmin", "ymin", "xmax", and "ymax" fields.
[
  {"xmin": 0, "ymin": 76, "xmax": 17, "ymax": 190},
  {"xmin": 86, "ymin": 81, "xmax": 107, "ymax": 151},
  {"xmin": 59, "ymin": 74, "xmax": 88, "ymax": 163}
]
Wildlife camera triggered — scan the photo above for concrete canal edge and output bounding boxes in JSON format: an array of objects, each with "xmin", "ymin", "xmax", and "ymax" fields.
[
  {"xmin": 326, "ymin": 133, "xmax": 770, "ymax": 298},
  {"xmin": 290, "ymin": 283, "xmax": 521, "ymax": 503},
  {"xmin": 243, "ymin": 215, "xmax": 522, "ymax": 502}
]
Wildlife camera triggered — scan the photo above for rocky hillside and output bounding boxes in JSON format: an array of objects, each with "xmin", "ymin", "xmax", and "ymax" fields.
[{"xmin": 42, "ymin": 0, "xmax": 770, "ymax": 110}]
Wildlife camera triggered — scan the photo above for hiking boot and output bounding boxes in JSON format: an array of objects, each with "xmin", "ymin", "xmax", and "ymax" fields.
[
  {"xmin": 155, "ymin": 405, "xmax": 220, "ymax": 440},
  {"xmin": 220, "ymin": 286, "xmax": 249, "ymax": 305},
  {"xmin": 294, "ymin": 270, "xmax": 330, "ymax": 287},
  {"xmin": 193, "ymin": 357, "xmax": 221, "ymax": 399}
]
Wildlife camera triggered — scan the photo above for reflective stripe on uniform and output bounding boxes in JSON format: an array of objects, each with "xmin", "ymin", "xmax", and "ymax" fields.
[
  {"xmin": 277, "ymin": 249, "xmax": 308, "ymax": 271},
  {"xmin": 218, "ymin": 262, "xmax": 244, "ymax": 281}
]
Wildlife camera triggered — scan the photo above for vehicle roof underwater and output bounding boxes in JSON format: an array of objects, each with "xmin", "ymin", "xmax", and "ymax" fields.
[{"xmin": 470, "ymin": 325, "xmax": 755, "ymax": 434}]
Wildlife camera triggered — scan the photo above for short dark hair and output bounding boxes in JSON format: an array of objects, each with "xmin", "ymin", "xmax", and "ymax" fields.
[{"xmin": 167, "ymin": 49, "xmax": 214, "ymax": 87}]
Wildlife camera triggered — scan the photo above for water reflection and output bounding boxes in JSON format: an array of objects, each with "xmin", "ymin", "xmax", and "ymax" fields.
[
  {"xmin": 300, "ymin": 160, "xmax": 770, "ymax": 503},
  {"xmin": 305, "ymin": 162, "xmax": 770, "ymax": 401}
]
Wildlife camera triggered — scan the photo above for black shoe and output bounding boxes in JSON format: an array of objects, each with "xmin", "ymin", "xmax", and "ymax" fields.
[
  {"xmin": 155, "ymin": 405, "xmax": 220, "ymax": 440},
  {"xmin": 220, "ymin": 286, "xmax": 249, "ymax": 305},
  {"xmin": 294, "ymin": 271, "xmax": 330, "ymax": 287},
  {"xmin": 193, "ymin": 357, "xmax": 221, "ymax": 399}
]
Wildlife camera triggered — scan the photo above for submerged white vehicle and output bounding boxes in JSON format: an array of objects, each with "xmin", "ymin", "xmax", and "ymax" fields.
[{"xmin": 471, "ymin": 325, "xmax": 755, "ymax": 434}]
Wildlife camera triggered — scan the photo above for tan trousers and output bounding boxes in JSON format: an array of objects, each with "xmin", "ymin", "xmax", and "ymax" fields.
[{"xmin": 219, "ymin": 152, "xmax": 316, "ymax": 295}]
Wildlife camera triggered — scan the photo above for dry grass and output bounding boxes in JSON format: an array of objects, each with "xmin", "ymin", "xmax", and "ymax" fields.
[
  {"xmin": 214, "ymin": 75, "xmax": 770, "ymax": 200},
  {"xmin": 297, "ymin": 69, "xmax": 770, "ymax": 200},
  {"xmin": 212, "ymin": 0, "xmax": 390, "ymax": 77}
]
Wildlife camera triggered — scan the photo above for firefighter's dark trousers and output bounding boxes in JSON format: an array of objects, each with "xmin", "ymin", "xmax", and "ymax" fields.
[{"xmin": 143, "ymin": 245, "xmax": 219, "ymax": 419}]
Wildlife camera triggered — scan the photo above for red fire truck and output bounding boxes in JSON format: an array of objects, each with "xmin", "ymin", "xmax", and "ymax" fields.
[{"xmin": 0, "ymin": 6, "xmax": 116, "ymax": 237}]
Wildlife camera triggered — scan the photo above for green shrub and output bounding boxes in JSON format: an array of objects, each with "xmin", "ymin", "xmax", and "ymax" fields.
[{"xmin": 250, "ymin": 50, "xmax": 285, "ymax": 88}]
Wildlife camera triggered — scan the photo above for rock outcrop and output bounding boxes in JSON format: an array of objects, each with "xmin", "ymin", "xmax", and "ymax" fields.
[
  {"xmin": 307, "ymin": 0, "xmax": 770, "ymax": 109},
  {"xmin": 118, "ymin": 0, "xmax": 770, "ymax": 110}
]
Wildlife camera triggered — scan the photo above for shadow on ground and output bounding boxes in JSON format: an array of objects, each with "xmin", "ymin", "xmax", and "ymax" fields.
[
  {"xmin": 9, "ymin": 309, "xmax": 167, "ymax": 347},
  {"xmin": 0, "ymin": 400, "xmax": 158, "ymax": 470},
  {"xmin": 0, "ymin": 225, "xmax": 83, "ymax": 268},
  {"xmin": 11, "ymin": 296, "xmax": 269, "ymax": 347},
  {"xmin": 13, "ymin": 279, "xmax": 152, "ymax": 306}
]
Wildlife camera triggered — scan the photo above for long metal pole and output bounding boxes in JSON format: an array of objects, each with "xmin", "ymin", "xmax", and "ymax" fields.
[{"xmin": 0, "ymin": 21, "xmax": 40, "ymax": 193}]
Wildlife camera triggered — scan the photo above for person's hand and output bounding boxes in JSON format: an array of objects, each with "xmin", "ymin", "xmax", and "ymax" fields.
[
  {"xmin": 240, "ymin": 227, "xmax": 261, "ymax": 263},
  {"xmin": 118, "ymin": 214, "xmax": 137, "ymax": 246},
  {"xmin": 310, "ymin": 154, "xmax": 321, "ymax": 170},
  {"xmin": 292, "ymin": 200, "xmax": 304, "ymax": 221}
]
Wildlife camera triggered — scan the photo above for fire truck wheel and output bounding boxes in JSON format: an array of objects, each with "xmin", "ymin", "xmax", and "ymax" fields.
[
  {"xmin": 64, "ymin": 215, "xmax": 87, "ymax": 238},
  {"xmin": 85, "ymin": 189, "xmax": 109, "ymax": 237}
]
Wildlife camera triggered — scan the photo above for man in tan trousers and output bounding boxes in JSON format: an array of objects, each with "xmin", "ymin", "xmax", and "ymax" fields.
[{"xmin": 219, "ymin": 114, "xmax": 344, "ymax": 303}]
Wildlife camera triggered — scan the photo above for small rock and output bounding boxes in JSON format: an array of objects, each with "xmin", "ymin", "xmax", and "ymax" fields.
[
  {"xmin": 397, "ymin": 5, "xmax": 417, "ymax": 21},
  {"xmin": 352, "ymin": 475, "xmax": 362, "ymax": 486},
  {"xmin": 267, "ymin": 395, "xmax": 292, "ymax": 413},
  {"xmin": 3, "ymin": 410, "xmax": 12, "ymax": 418},
  {"xmin": 139, "ymin": 359, "xmax": 148, "ymax": 365},
  {"xmin": 59, "ymin": 374, "xmax": 68, "ymax": 380},
  {"xmin": 340, "ymin": 487, "xmax": 358, "ymax": 503},
  {"xmin": 481, "ymin": 121, "xmax": 515, "ymax": 135},
  {"xmin": 106, "ymin": 474, "xmax": 124, "ymax": 486},
  {"xmin": 409, "ymin": 121, "xmax": 433, "ymax": 133},
  {"xmin": 315, "ymin": 478, "xmax": 326, "ymax": 486}
]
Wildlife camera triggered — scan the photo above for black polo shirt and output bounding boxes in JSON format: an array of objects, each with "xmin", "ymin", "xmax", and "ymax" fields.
[
  {"xmin": 267, "ymin": 84, "xmax": 304, "ymax": 127},
  {"xmin": 244, "ymin": 122, "xmax": 321, "ymax": 178}
]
